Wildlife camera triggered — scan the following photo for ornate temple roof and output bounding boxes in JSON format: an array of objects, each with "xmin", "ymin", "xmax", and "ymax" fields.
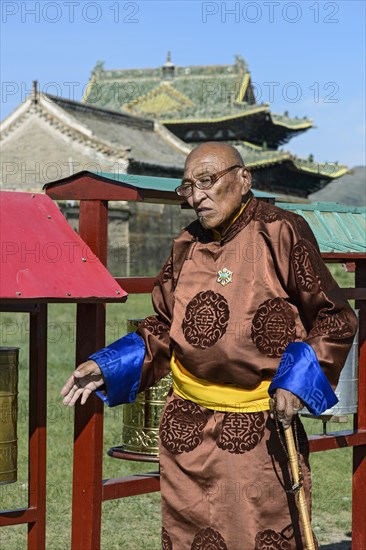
[
  {"xmin": 1, "ymin": 77, "xmax": 348, "ymax": 197},
  {"xmin": 235, "ymin": 142, "xmax": 346, "ymax": 177},
  {"xmin": 1, "ymin": 90, "xmax": 189, "ymax": 188},
  {"xmin": 43, "ymin": 94, "xmax": 188, "ymax": 168},
  {"xmin": 83, "ymin": 55, "xmax": 312, "ymax": 147}
]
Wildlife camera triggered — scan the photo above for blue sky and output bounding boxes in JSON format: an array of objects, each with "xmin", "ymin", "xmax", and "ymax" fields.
[{"xmin": 1, "ymin": 0, "xmax": 365, "ymax": 167}]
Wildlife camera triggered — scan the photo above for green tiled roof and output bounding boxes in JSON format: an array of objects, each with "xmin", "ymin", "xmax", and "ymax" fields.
[
  {"xmin": 96, "ymin": 171, "xmax": 180, "ymax": 192},
  {"xmin": 236, "ymin": 142, "xmax": 290, "ymax": 166},
  {"xmin": 271, "ymin": 113, "xmax": 313, "ymax": 130},
  {"xmin": 92, "ymin": 171, "xmax": 276, "ymax": 199},
  {"xmin": 292, "ymin": 158, "xmax": 347, "ymax": 178},
  {"xmin": 280, "ymin": 202, "xmax": 366, "ymax": 253},
  {"xmin": 84, "ymin": 56, "xmax": 311, "ymax": 129},
  {"xmin": 234, "ymin": 143, "xmax": 347, "ymax": 179}
]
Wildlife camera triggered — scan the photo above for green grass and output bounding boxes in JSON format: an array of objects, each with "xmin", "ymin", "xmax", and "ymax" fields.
[
  {"xmin": 0, "ymin": 265, "xmax": 356, "ymax": 548},
  {"xmin": 303, "ymin": 417, "xmax": 353, "ymax": 543}
]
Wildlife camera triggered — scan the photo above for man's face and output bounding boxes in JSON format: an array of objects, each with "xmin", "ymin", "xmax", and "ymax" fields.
[{"xmin": 184, "ymin": 152, "xmax": 250, "ymax": 230}]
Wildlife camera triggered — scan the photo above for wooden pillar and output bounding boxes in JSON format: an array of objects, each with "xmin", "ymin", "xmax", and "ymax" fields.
[
  {"xmin": 28, "ymin": 304, "xmax": 47, "ymax": 550},
  {"xmin": 352, "ymin": 259, "xmax": 366, "ymax": 549},
  {"xmin": 71, "ymin": 200, "xmax": 108, "ymax": 550}
]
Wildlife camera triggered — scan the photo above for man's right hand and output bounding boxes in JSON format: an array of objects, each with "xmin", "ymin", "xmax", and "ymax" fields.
[{"xmin": 61, "ymin": 360, "xmax": 104, "ymax": 406}]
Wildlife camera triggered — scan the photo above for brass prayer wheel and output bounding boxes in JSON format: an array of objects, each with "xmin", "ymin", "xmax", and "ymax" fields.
[
  {"xmin": 120, "ymin": 320, "xmax": 172, "ymax": 456},
  {"xmin": 0, "ymin": 347, "xmax": 19, "ymax": 484}
]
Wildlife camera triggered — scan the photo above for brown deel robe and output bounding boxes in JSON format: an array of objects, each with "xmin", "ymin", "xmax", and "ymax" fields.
[{"xmin": 136, "ymin": 194, "xmax": 357, "ymax": 549}]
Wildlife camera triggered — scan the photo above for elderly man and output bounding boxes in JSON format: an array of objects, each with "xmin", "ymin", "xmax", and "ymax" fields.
[{"xmin": 62, "ymin": 143, "xmax": 357, "ymax": 549}]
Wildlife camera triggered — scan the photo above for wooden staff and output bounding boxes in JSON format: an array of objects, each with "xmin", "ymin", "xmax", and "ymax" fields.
[{"xmin": 284, "ymin": 425, "xmax": 316, "ymax": 550}]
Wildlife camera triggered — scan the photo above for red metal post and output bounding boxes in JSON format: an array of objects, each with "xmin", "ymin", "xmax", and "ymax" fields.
[
  {"xmin": 116, "ymin": 277, "xmax": 155, "ymax": 294},
  {"xmin": 352, "ymin": 259, "xmax": 366, "ymax": 549},
  {"xmin": 102, "ymin": 473, "xmax": 160, "ymax": 501},
  {"xmin": 71, "ymin": 200, "xmax": 108, "ymax": 550},
  {"xmin": 309, "ymin": 430, "xmax": 366, "ymax": 453},
  {"xmin": 27, "ymin": 304, "xmax": 47, "ymax": 550},
  {"xmin": 0, "ymin": 508, "xmax": 38, "ymax": 526}
]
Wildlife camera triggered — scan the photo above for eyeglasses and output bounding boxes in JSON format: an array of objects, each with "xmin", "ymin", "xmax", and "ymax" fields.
[{"xmin": 175, "ymin": 164, "xmax": 242, "ymax": 198}]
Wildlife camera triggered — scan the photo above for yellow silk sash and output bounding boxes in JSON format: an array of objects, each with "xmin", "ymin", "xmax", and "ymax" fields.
[{"xmin": 170, "ymin": 354, "xmax": 271, "ymax": 412}]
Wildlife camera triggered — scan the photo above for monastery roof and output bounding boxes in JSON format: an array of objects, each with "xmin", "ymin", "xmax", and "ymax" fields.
[
  {"xmin": 84, "ymin": 56, "xmax": 312, "ymax": 131},
  {"xmin": 1, "ymin": 87, "xmax": 347, "ymax": 193},
  {"xmin": 235, "ymin": 142, "xmax": 347, "ymax": 178},
  {"xmin": 46, "ymin": 95, "xmax": 188, "ymax": 168},
  {"xmin": 1, "ymin": 92, "xmax": 189, "ymax": 175}
]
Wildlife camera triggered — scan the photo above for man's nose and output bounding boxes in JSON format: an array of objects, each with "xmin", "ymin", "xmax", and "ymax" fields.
[{"xmin": 191, "ymin": 186, "xmax": 207, "ymax": 204}]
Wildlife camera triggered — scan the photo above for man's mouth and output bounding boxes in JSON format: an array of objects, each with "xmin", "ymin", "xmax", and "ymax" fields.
[{"xmin": 197, "ymin": 208, "xmax": 212, "ymax": 216}]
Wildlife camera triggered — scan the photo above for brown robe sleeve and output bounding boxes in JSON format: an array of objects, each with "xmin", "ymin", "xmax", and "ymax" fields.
[
  {"xmin": 285, "ymin": 216, "xmax": 358, "ymax": 389},
  {"xmin": 135, "ymin": 254, "xmax": 174, "ymax": 391}
]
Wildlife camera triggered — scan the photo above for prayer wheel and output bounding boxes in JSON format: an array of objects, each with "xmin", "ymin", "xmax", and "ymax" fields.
[
  {"xmin": 302, "ymin": 310, "xmax": 359, "ymax": 418},
  {"xmin": 0, "ymin": 347, "xmax": 19, "ymax": 484},
  {"xmin": 120, "ymin": 320, "xmax": 172, "ymax": 456},
  {"xmin": 323, "ymin": 314, "xmax": 359, "ymax": 416}
]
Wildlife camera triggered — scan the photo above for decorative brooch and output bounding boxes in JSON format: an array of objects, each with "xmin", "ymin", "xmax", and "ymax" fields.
[{"xmin": 216, "ymin": 267, "xmax": 233, "ymax": 287}]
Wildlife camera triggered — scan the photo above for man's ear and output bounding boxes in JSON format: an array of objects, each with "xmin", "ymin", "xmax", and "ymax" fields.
[{"xmin": 240, "ymin": 167, "xmax": 252, "ymax": 195}]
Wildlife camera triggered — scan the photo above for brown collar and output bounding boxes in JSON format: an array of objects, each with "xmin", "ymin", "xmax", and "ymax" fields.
[{"xmin": 216, "ymin": 192, "xmax": 257, "ymax": 244}]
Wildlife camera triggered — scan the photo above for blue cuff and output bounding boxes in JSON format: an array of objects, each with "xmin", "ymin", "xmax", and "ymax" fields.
[
  {"xmin": 89, "ymin": 332, "xmax": 145, "ymax": 407},
  {"xmin": 268, "ymin": 342, "xmax": 338, "ymax": 416}
]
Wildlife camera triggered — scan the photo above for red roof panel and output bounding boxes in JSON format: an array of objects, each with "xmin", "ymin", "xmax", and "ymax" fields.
[{"xmin": 0, "ymin": 192, "xmax": 127, "ymax": 302}]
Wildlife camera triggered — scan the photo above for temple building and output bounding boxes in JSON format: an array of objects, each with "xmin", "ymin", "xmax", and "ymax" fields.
[
  {"xmin": 0, "ymin": 56, "xmax": 353, "ymax": 275},
  {"xmin": 83, "ymin": 54, "xmax": 347, "ymax": 197},
  {"xmin": 0, "ymin": 86, "xmax": 192, "ymax": 276},
  {"xmin": 0, "ymin": 85, "xmax": 188, "ymax": 191}
]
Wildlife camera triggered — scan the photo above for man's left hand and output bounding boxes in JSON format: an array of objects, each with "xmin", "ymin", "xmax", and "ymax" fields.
[{"xmin": 269, "ymin": 388, "xmax": 304, "ymax": 429}]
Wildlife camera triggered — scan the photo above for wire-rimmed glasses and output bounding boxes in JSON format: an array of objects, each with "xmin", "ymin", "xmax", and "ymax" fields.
[{"xmin": 175, "ymin": 164, "xmax": 242, "ymax": 198}]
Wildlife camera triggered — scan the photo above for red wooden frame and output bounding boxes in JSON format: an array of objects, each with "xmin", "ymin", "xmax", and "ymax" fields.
[{"xmin": 0, "ymin": 304, "xmax": 47, "ymax": 550}]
